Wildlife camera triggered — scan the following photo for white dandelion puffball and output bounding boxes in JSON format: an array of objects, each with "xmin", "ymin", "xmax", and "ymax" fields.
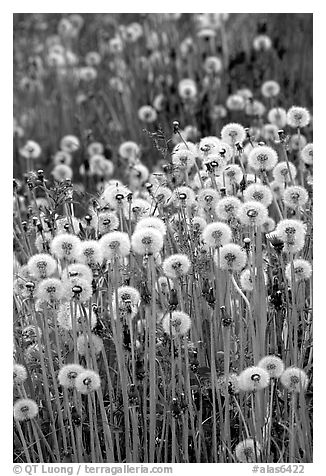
[
  {"xmin": 285, "ymin": 259, "xmax": 312, "ymax": 282},
  {"xmin": 100, "ymin": 231, "xmax": 131, "ymax": 260},
  {"xmin": 14, "ymin": 399, "xmax": 39, "ymax": 421},
  {"xmin": 258, "ymin": 355, "xmax": 285, "ymax": 379},
  {"xmin": 61, "ymin": 263, "xmax": 93, "ymax": 283},
  {"xmin": 75, "ymin": 369, "xmax": 101, "ymax": 394},
  {"xmin": 202, "ymin": 222, "xmax": 232, "ymax": 248},
  {"xmin": 243, "ymin": 183, "xmax": 273, "ymax": 207},
  {"xmin": 162, "ymin": 311, "xmax": 191, "ymax": 336},
  {"xmin": 272, "ymin": 162, "xmax": 297, "ymax": 184},
  {"xmin": 51, "ymin": 234, "xmax": 81, "ymax": 261},
  {"xmin": 62, "ymin": 277, "xmax": 93, "ymax": 302},
  {"xmin": 267, "ymin": 107, "xmax": 287, "ymax": 128},
  {"xmin": 238, "ymin": 366, "xmax": 270, "ymax": 392},
  {"xmin": 221, "ymin": 123, "xmax": 246, "ymax": 146},
  {"xmin": 248, "ymin": 145, "xmax": 278, "ymax": 172},
  {"xmin": 13, "ymin": 364, "xmax": 28, "ymax": 385},
  {"xmin": 235, "ymin": 439, "xmax": 261, "ymax": 463},
  {"xmin": 58, "ymin": 364, "xmax": 85, "ymax": 388},
  {"xmin": 162, "ymin": 254, "xmax": 191, "ymax": 279},
  {"xmin": 36, "ymin": 278, "xmax": 64, "ymax": 301},
  {"xmin": 280, "ymin": 367, "xmax": 309, "ymax": 392},
  {"xmin": 77, "ymin": 334, "xmax": 104, "ymax": 356},
  {"xmin": 301, "ymin": 143, "xmax": 313, "ymax": 165},
  {"xmin": 261, "ymin": 80, "xmax": 280, "ymax": 98},
  {"xmin": 217, "ymin": 243, "xmax": 247, "ymax": 272},
  {"xmin": 131, "ymin": 227, "xmax": 164, "ymax": 255},
  {"xmin": 135, "ymin": 217, "xmax": 167, "ymax": 236},
  {"xmin": 60, "ymin": 135, "xmax": 80, "ymax": 153},
  {"xmin": 78, "ymin": 240, "xmax": 103, "ymax": 266},
  {"xmin": 283, "ymin": 186, "xmax": 309, "ymax": 209},
  {"xmin": 172, "ymin": 186, "xmax": 196, "ymax": 208},
  {"xmin": 215, "ymin": 196, "xmax": 242, "ymax": 221},
  {"xmin": 240, "ymin": 268, "xmax": 254, "ymax": 292},
  {"xmin": 287, "ymin": 106, "xmax": 310, "ymax": 129},
  {"xmin": 237, "ymin": 201, "xmax": 269, "ymax": 227},
  {"xmin": 27, "ymin": 253, "xmax": 57, "ymax": 280}
]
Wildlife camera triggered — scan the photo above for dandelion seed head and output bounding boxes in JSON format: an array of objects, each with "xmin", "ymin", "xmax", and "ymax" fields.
[
  {"xmin": 217, "ymin": 373, "xmax": 240, "ymax": 396},
  {"xmin": 215, "ymin": 196, "xmax": 242, "ymax": 221},
  {"xmin": 301, "ymin": 143, "xmax": 313, "ymax": 165},
  {"xmin": 202, "ymin": 222, "xmax": 232, "ymax": 248},
  {"xmin": 226, "ymin": 94, "xmax": 245, "ymax": 111},
  {"xmin": 53, "ymin": 150, "xmax": 72, "ymax": 166},
  {"xmin": 248, "ymin": 145, "xmax": 278, "ymax": 172},
  {"xmin": 77, "ymin": 333, "xmax": 103, "ymax": 356},
  {"xmin": 75, "ymin": 369, "xmax": 101, "ymax": 394},
  {"xmin": 272, "ymin": 161, "xmax": 297, "ymax": 184},
  {"xmin": 267, "ymin": 107, "xmax": 287, "ymax": 128},
  {"xmin": 52, "ymin": 164, "xmax": 73, "ymax": 182},
  {"xmin": 131, "ymin": 227, "xmax": 164, "ymax": 255},
  {"xmin": 238, "ymin": 366, "xmax": 270, "ymax": 392},
  {"xmin": 162, "ymin": 254, "xmax": 191, "ymax": 278},
  {"xmin": 14, "ymin": 398, "xmax": 39, "ymax": 421},
  {"xmin": 237, "ymin": 201, "xmax": 269, "ymax": 227},
  {"xmin": 60, "ymin": 135, "xmax": 80, "ymax": 153},
  {"xmin": 221, "ymin": 123, "xmax": 246, "ymax": 146},
  {"xmin": 56, "ymin": 301, "xmax": 97, "ymax": 331},
  {"xmin": 258, "ymin": 355, "xmax": 285, "ymax": 378},
  {"xmin": 58, "ymin": 364, "xmax": 85, "ymax": 388},
  {"xmin": 100, "ymin": 231, "xmax": 131, "ymax": 259},
  {"xmin": 36, "ymin": 277, "xmax": 64, "ymax": 301},
  {"xmin": 243, "ymin": 183, "xmax": 273, "ymax": 207},
  {"xmin": 51, "ymin": 234, "xmax": 81, "ymax": 261},
  {"xmin": 280, "ymin": 367, "xmax": 309, "ymax": 392},
  {"xmin": 162, "ymin": 311, "xmax": 191, "ymax": 336},
  {"xmin": 27, "ymin": 253, "xmax": 57, "ymax": 279},
  {"xmin": 285, "ymin": 259, "xmax": 312, "ymax": 282},
  {"xmin": 172, "ymin": 186, "xmax": 196, "ymax": 208},
  {"xmin": 78, "ymin": 241, "xmax": 103, "ymax": 267},
  {"xmin": 235, "ymin": 439, "xmax": 261, "ymax": 463},
  {"xmin": 261, "ymin": 80, "xmax": 280, "ymax": 98},
  {"xmin": 240, "ymin": 268, "xmax": 254, "ymax": 292},
  {"xmin": 62, "ymin": 263, "xmax": 93, "ymax": 283},
  {"xmin": 287, "ymin": 106, "xmax": 310, "ymax": 129},
  {"xmin": 62, "ymin": 277, "xmax": 93, "ymax": 302},
  {"xmin": 13, "ymin": 364, "xmax": 28, "ymax": 385},
  {"xmin": 197, "ymin": 188, "xmax": 220, "ymax": 208},
  {"xmin": 217, "ymin": 243, "xmax": 247, "ymax": 272},
  {"xmin": 98, "ymin": 211, "xmax": 119, "ymax": 234},
  {"xmin": 283, "ymin": 186, "xmax": 309, "ymax": 209},
  {"xmin": 178, "ymin": 78, "xmax": 197, "ymax": 100},
  {"xmin": 135, "ymin": 217, "xmax": 167, "ymax": 236}
]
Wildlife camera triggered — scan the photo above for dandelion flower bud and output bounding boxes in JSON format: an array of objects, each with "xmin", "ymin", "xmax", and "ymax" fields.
[
  {"xmin": 98, "ymin": 211, "xmax": 119, "ymax": 234},
  {"xmin": 51, "ymin": 234, "xmax": 81, "ymax": 261},
  {"xmin": 283, "ymin": 185, "xmax": 309, "ymax": 209},
  {"xmin": 285, "ymin": 259, "xmax": 312, "ymax": 282},
  {"xmin": 202, "ymin": 222, "xmax": 232, "ymax": 248},
  {"xmin": 240, "ymin": 268, "xmax": 253, "ymax": 292},
  {"xmin": 60, "ymin": 135, "xmax": 80, "ymax": 153},
  {"xmin": 36, "ymin": 278, "xmax": 64, "ymax": 301},
  {"xmin": 267, "ymin": 107, "xmax": 287, "ymax": 128},
  {"xmin": 243, "ymin": 183, "xmax": 273, "ymax": 207},
  {"xmin": 62, "ymin": 263, "xmax": 93, "ymax": 283},
  {"xmin": 172, "ymin": 186, "xmax": 196, "ymax": 208},
  {"xmin": 14, "ymin": 398, "xmax": 39, "ymax": 421},
  {"xmin": 287, "ymin": 106, "xmax": 310, "ymax": 129},
  {"xmin": 162, "ymin": 311, "xmax": 191, "ymax": 336},
  {"xmin": 248, "ymin": 145, "xmax": 278, "ymax": 172},
  {"xmin": 238, "ymin": 366, "xmax": 270, "ymax": 392},
  {"xmin": 216, "ymin": 373, "xmax": 240, "ymax": 397},
  {"xmin": 162, "ymin": 254, "xmax": 191, "ymax": 278},
  {"xmin": 27, "ymin": 253, "xmax": 57, "ymax": 280},
  {"xmin": 100, "ymin": 231, "xmax": 131, "ymax": 260},
  {"xmin": 77, "ymin": 333, "xmax": 103, "ymax": 356},
  {"xmin": 221, "ymin": 123, "xmax": 246, "ymax": 146},
  {"xmin": 75, "ymin": 369, "xmax": 101, "ymax": 394},
  {"xmin": 131, "ymin": 227, "xmax": 164, "ymax": 255},
  {"xmin": 217, "ymin": 243, "xmax": 247, "ymax": 272},
  {"xmin": 258, "ymin": 355, "xmax": 285, "ymax": 379},
  {"xmin": 58, "ymin": 364, "xmax": 85, "ymax": 388},
  {"xmin": 261, "ymin": 80, "xmax": 280, "ymax": 98},
  {"xmin": 135, "ymin": 217, "xmax": 167, "ymax": 236},
  {"xmin": 13, "ymin": 364, "xmax": 28, "ymax": 385},
  {"xmin": 301, "ymin": 143, "xmax": 313, "ymax": 165},
  {"xmin": 77, "ymin": 241, "xmax": 103, "ymax": 267},
  {"xmin": 235, "ymin": 439, "xmax": 261, "ymax": 463},
  {"xmin": 62, "ymin": 277, "xmax": 93, "ymax": 302},
  {"xmin": 280, "ymin": 367, "xmax": 308, "ymax": 392},
  {"xmin": 237, "ymin": 201, "xmax": 269, "ymax": 227},
  {"xmin": 272, "ymin": 161, "xmax": 297, "ymax": 184},
  {"xmin": 215, "ymin": 196, "xmax": 242, "ymax": 221}
]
